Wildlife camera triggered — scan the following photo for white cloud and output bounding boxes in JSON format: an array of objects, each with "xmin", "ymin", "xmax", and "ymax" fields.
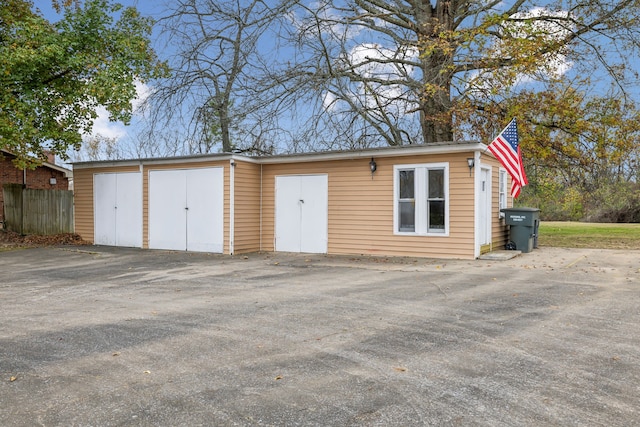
[
  {"xmin": 347, "ymin": 43, "xmax": 418, "ymax": 80},
  {"xmin": 89, "ymin": 106, "xmax": 128, "ymax": 140},
  {"xmin": 465, "ymin": 7, "xmax": 575, "ymax": 94},
  {"xmin": 323, "ymin": 42, "xmax": 420, "ymax": 120},
  {"xmin": 506, "ymin": 7, "xmax": 574, "ymax": 79},
  {"xmin": 131, "ymin": 80, "xmax": 153, "ymax": 114},
  {"xmin": 323, "ymin": 91, "xmax": 337, "ymax": 111},
  {"xmin": 86, "ymin": 80, "xmax": 153, "ymax": 140},
  {"xmin": 348, "ymin": 43, "xmax": 417, "ymax": 110}
]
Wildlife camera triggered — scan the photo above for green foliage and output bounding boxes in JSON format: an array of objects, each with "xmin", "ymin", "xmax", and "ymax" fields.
[
  {"xmin": 519, "ymin": 180, "xmax": 640, "ymax": 223},
  {"xmin": 518, "ymin": 179, "xmax": 584, "ymax": 221},
  {"xmin": 472, "ymin": 79, "xmax": 640, "ymax": 223},
  {"xmin": 538, "ymin": 221, "xmax": 640, "ymax": 249},
  {"xmin": 0, "ymin": 0, "xmax": 167, "ymax": 168},
  {"xmin": 586, "ymin": 183, "xmax": 640, "ymax": 223}
]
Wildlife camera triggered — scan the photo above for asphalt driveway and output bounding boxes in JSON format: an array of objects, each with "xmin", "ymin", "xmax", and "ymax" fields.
[{"xmin": 1, "ymin": 246, "xmax": 639, "ymax": 426}]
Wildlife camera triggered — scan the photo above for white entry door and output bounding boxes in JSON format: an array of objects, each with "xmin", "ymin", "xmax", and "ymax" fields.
[
  {"xmin": 148, "ymin": 168, "xmax": 224, "ymax": 252},
  {"xmin": 478, "ymin": 167, "xmax": 492, "ymax": 246},
  {"xmin": 275, "ymin": 175, "xmax": 328, "ymax": 253},
  {"xmin": 94, "ymin": 172, "xmax": 142, "ymax": 247}
]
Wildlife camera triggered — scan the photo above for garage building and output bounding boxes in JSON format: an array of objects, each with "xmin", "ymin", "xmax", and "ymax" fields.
[{"xmin": 73, "ymin": 143, "xmax": 511, "ymax": 259}]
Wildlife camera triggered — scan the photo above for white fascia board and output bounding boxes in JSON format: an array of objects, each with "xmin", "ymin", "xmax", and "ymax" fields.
[
  {"xmin": 73, "ymin": 153, "xmax": 234, "ymax": 169},
  {"xmin": 72, "ymin": 160, "xmax": 143, "ymax": 169},
  {"xmin": 231, "ymin": 154, "xmax": 261, "ymax": 164},
  {"xmin": 72, "ymin": 142, "xmax": 489, "ymax": 169},
  {"xmin": 257, "ymin": 143, "xmax": 488, "ymax": 164}
]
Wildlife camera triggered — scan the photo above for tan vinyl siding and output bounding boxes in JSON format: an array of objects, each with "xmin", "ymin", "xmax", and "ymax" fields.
[
  {"xmin": 141, "ymin": 161, "xmax": 229, "ymax": 252},
  {"xmin": 233, "ymin": 160, "xmax": 261, "ymax": 254},
  {"xmin": 72, "ymin": 168, "xmax": 94, "ymax": 243},
  {"xmin": 73, "ymin": 165, "xmax": 141, "ymax": 244},
  {"xmin": 75, "ymin": 145, "xmax": 490, "ymax": 259},
  {"xmin": 482, "ymin": 153, "xmax": 510, "ymax": 249},
  {"xmin": 261, "ymin": 153, "xmax": 477, "ymax": 259}
]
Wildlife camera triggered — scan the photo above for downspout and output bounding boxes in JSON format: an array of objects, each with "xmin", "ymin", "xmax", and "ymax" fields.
[
  {"xmin": 259, "ymin": 163, "xmax": 263, "ymax": 252},
  {"xmin": 229, "ymin": 159, "xmax": 235, "ymax": 255},
  {"xmin": 473, "ymin": 150, "xmax": 481, "ymax": 259},
  {"xmin": 140, "ymin": 163, "xmax": 144, "ymax": 248}
]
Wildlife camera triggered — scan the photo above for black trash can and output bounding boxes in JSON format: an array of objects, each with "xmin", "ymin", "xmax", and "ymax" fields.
[{"xmin": 501, "ymin": 207, "xmax": 540, "ymax": 253}]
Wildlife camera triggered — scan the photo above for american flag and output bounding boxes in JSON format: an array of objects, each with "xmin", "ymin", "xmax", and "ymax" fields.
[{"xmin": 487, "ymin": 119, "xmax": 528, "ymax": 198}]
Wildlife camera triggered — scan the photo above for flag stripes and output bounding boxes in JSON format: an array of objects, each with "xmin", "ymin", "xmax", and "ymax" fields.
[{"xmin": 487, "ymin": 119, "xmax": 527, "ymax": 198}]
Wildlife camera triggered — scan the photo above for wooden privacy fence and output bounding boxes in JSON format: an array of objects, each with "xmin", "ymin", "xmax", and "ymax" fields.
[{"xmin": 3, "ymin": 184, "xmax": 74, "ymax": 235}]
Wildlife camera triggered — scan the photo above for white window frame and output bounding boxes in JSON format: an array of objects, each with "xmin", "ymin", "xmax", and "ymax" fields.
[
  {"xmin": 499, "ymin": 168, "xmax": 507, "ymax": 218},
  {"xmin": 393, "ymin": 163, "xmax": 449, "ymax": 236}
]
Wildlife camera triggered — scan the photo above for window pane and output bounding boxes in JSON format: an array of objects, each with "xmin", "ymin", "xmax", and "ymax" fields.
[
  {"xmin": 428, "ymin": 200, "xmax": 445, "ymax": 230},
  {"xmin": 499, "ymin": 170, "xmax": 507, "ymax": 210},
  {"xmin": 399, "ymin": 201, "xmax": 415, "ymax": 232},
  {"xmin": 399, "ymin": 170, "xmax": 414, "ymax": 199},
  {"xmin": 428, "ymin": 169, "xmax": 444, "ymax": 198}
]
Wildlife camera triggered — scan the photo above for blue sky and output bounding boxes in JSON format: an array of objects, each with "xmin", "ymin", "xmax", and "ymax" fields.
[
  {"xmin": 36, "ymin": 0, "xmax": 163, "ymax": 19},
  {"xmin": 37, "ymin": 1, "xmax": 167, "ymax": 159},
  {"xmin": 34, "ymin": 0, "xmax": 640, "ymax": 162}
]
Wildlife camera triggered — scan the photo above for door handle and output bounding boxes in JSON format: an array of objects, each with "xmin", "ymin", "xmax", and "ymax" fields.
[{"xmin": 299, "ymin": 199, "xmax": 304, "ymax": 203}]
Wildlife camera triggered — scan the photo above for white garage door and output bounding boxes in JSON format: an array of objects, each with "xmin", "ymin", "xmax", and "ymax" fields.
[
  {"xmin": 148, "ymin": 168, "xmax": 224, "ymax": 252},
  {"xmin": 94, "ymin": 172, "xmax": 142, "ymax": 247},
  {"xmin": 275, "ymin": 174, "xmax": 328, "ymax": 253}
]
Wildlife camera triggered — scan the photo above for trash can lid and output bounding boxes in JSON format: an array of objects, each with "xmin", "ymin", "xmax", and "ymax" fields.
[{"xmin": 501, "ymin": 207, "xmax": 540, "ymax": 213}]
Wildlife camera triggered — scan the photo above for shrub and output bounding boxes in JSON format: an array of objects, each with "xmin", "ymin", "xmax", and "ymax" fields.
[
  {"xmin": 585, "ymin": 182, "xmax": 640, "ymax": 223},
  {"xmin": 520, "ymin": 180, "xmax": 640, "ymax": 223}
]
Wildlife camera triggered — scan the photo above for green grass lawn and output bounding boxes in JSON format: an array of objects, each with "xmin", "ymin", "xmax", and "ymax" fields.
[{"xmin": 539, "ymin": 221, "xmax": 640, "ymax": 249}]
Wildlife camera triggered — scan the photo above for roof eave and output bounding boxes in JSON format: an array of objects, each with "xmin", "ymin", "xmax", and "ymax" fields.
[{"xmin": 72, "ymin": 142, "xmax": 489, "ymax": 169}]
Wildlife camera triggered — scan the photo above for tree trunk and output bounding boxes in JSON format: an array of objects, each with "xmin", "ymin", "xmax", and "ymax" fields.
[
  {"xmin": 416, "ymin": 0, "xmax": 455, "ymax": 143},
  {"xmin": 219, "ymin": 104, "xmax": 232, "ymax": 153},
  {"xmin": 420, "ymin": 90, "xmax": 454, "ymax": 143}
]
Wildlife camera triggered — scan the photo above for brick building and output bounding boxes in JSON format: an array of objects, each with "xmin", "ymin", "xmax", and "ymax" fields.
[{"xmin": 1, "ymin": 149, "xmax": 71, "ymax": 224}]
